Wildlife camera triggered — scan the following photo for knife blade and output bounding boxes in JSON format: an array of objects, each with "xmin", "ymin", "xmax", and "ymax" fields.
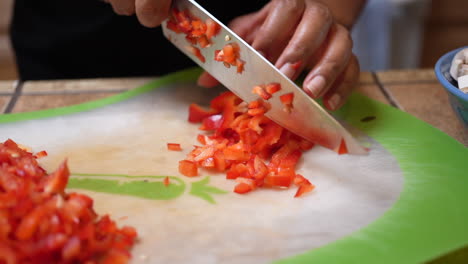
[{"xmin": 162, "ymin": 0, "xmax": 367, "ymax": 155}]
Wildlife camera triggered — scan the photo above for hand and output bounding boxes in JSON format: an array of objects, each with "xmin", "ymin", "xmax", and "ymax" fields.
[
  {"xmin": 198, "ymin": 0, "xmax": 360, "ymax": 111},
  {"xmin": 105, "ymin": 0, "xmax": 172, "ymax": 28}
]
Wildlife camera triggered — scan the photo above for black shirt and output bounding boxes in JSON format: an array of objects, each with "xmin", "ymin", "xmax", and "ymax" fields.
[{"xmin": 10, "ymin": 0, "xmax": 267, "ymax": 80}]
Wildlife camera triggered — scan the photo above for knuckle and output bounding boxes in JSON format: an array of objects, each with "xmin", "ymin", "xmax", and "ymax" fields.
[
  {"xmin": 275, "ymin": 0, "xmax": 304, "ymax": 14},
  {"xmin": 323, "ymin": 59, "xmax": 342, "ymax": 77},
  {"xmin": 288, "ymin": 42, "xmax": 309, "ymax": 58},
  {"xmin": 137, "ymin": 5, "xmax": 163, "ymax": 27},
  {"xmin": 307, "ymin": 2, "xmax": 332, "ymax": 22},
  {"xmin": 336, "ymin": 24, "xmax": 353, "ymax": 48}
]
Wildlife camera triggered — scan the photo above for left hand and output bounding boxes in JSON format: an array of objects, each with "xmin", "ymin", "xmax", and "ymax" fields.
[{"xmin": 197, "ymin": 0, "xmax": 359, "ymax": 111}]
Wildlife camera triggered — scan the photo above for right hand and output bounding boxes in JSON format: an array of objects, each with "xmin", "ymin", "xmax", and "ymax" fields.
[{"xmin": 104, "ymin": 0, "xmax": 172, "ymax": 28}]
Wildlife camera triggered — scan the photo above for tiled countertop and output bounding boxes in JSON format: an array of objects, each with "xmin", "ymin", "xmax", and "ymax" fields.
[{"xmin": 1, "ymin": 69, "xmax": 466, "ymax": 146}]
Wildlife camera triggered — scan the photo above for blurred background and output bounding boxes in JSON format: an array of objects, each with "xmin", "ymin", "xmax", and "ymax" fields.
[{"xmin": 0, "ymin": 0, "xmax": 467, "ymax": 80}]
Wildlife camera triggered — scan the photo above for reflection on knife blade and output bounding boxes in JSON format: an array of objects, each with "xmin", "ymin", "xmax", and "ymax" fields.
[{"xmin": 162, "ymin": 0, "xmax": 367, "ymax": 155}]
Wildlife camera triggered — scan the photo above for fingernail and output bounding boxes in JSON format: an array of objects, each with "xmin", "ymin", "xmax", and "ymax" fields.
[
  {"xmin": 305, "ymin": 75, "xmax": 326, "ymax": 97},
  {"xmin": 328, "ymin": 93, "xmax": 341, "ymax": 110},
  {"xmin": 280, "ymin": 63, "xmax": 296, "ymax": 79}
]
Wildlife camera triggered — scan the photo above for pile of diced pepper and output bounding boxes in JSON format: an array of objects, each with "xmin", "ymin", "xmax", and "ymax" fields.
[
  {"xmin": 179, "ymin": 88, "xmax": 315, "ymax": 197},
  {"xmin": 0, "ymin": 139, "xmax": 137, "ymax": 264}
]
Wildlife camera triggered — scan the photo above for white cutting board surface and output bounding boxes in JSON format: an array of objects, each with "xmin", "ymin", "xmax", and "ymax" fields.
[{"xmin": 0, "ymin": 82, "xmax": 403, "ymax": 263}]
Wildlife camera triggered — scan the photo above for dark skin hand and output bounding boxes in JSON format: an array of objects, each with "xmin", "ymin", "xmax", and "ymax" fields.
[{"xmin": 105, "ymin": 0, "xmax": 366, "ymax": 110}]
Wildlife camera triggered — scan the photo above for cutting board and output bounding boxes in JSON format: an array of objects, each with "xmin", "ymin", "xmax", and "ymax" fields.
[{"xmin": 0, "ymin": 68, "xmax": 467, "ymax": 264}]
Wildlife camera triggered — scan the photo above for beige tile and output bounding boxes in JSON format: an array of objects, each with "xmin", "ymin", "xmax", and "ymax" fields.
[
  {"xmin": 376, "ymin": 69, "xmax": 437, "ymax": 85},
  {"xmin": 0, "ymin": 80, "xmax": 15, "ymax": 94},
  {"xmin": 22, "ymin": 78, "xmax": 155, "ymax": 94},
  {"xmin": 358, "ymin": 72, "xmax": 375, "ymax": 85},
  {"xmin": 385, "ymin": 83, "xmax": 468, "ymax": 146},
  {"xmin": 13, "ymin": 93, "xmax": 117, "ymax": 113},
  {"xmin": 355, "ymin": 84, "xmax": 390, "ymax": 105},
  {"xmin": 0, "ymin": 95, "xmax": 10, "ymax": 113}
]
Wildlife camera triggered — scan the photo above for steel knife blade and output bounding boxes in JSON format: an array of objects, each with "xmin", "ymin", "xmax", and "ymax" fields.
[{"xmin": 162, "ymin": 0, "xmax": 367, "ymax": 155}]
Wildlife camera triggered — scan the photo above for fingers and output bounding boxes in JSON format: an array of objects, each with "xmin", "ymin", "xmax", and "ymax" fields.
[
  {"xmin": 197, "ymin": 72, "xmax": 220, "ymax": 88},
  {"xmin": 107, "ymin": 0, "xmax": 135, "ymax": 16},
  {"xmin": 322, "ymin": 55, "xmax": 359, "ymax": 111},
  {"xmin": 106, "ymin": 0, "xmax": 171, "ymax": 27},
  {"xmin": 198, "ymin": 7, "xmax": 271, "ymax": 89},
  {"xmin": 135, "ymin": 0, "xmax": 171, "ymax": 27},
  {"xmin": 275, "ymin": 0, "xmax": 333, "ymax": 80},
  {"xmin": 229, "ymin": 6, "xmax": 270, "ymax": 44},
  {"xmin": 251, "ymin": 0, "xmax": 304, "ymax": 63},
  {"xmin": 303, "ymin": 23, "xmax": 353, "ymax": 98}
]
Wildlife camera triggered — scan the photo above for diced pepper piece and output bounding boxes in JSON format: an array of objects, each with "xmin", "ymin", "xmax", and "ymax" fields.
[
  {"xmin": 252, "ymin": 85, "xmax": 272, "ymax": 100},
  {"xmin": 167, "ymin": 143, "xmax": 182, "ymax": 151},
  {"xmin": 280, "ymin": 92, "xmax": 294, "ymax": 112},
  {"xmin": 337, "ymin": 139, "xmax": 348, "ymax": 155},
  {"xmin": 188, "ymin": 103, "xmax": 218, "ymax": 123},
  {"xmin": 234, "ymin": 182, "xmax": 253, "ymax": 194},
  {"xmin": 34, "ymin": 150, "xmax": 48, "ymax": 159},
  {"xmin": 294, "ymin": 182, "xmax": 315, "ymax": 197},
  {"xmin": 187, "ymin": 46, "xmax": 205, "ymax": 63},
  {"xmin": 178, "ymin": 160, "xmax": 198, "ymax": 177},
  {"xmin": 265, "ymin": 83, "xmax": 281, "ymax": 95},
  {"xmin": 163, "ymin": 176, "xmax": 170, "ymax": 186},
  {"xmin": 205, "ymin": 19, "xmax": 221, "ymax": 40},
  {"xmin": 280, "ymin": 92, "xmax": 294, "ymax": 106}
]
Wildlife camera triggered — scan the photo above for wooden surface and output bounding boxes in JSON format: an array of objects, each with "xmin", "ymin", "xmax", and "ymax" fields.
[{"xmin": 1, "ymin": 69, "xmax": 466, "ymax": 146}]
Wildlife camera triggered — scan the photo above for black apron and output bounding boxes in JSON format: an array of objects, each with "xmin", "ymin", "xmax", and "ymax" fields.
[{"xmin": 10, "ymin": 0, "xmax": 267, "ymax": 80}]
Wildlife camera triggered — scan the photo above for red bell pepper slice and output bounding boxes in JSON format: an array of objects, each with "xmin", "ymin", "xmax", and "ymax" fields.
[
  {"xmin": 167, "ymin": 143, "xmax": 182, "ymax": 151},
  {"xmin": 265, "ymin": 83, "xmax": 281, "ymax": 95},
  {"xmin": 188, "ymin": 103, "xmax": 218, "ymax": 123},
  {"xmin": 163, "ymin": 176, "xmax": 170, "ymax": 186},
  {"xmin": 252, "ymin": 85, "xmax": 272, "ymax": 100},
  {"xmin": 178, "ymin": 160, "xmax": 198, "ymax": 177}
]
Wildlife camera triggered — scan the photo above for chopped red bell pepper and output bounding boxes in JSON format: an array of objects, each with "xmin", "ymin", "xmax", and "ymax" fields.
[
  {"xmin": 167, "ymin": 143, "xmax": 182, "ymax": 151},
  {"xmin": 234, "ymin": 182, "xmax": 253, "ymax": 194},
  {"xmin": 179, "ymin": 160, "xmax": 198, "ymax": 177},
  {"xmin": 280, "ymin": 92, "xmax": 294, "ymax": 113},
  {"xmin": 166, "ymin": 8, "xmax": 221, "ymax": 48},
  {"xmin": 294, "ymin": 182, "xmax": 315, "ymax": 197},
  {"xmin": 337, "ymin": 139, "xmax": 348, "ymax": 155},
  {"xmin": 181, "ymin": 90, "xmax": 324, "ymax": 197},
  {"xmin": 252, "ymin": 85, "xmax": 272, "ymax": 100},
  {"xmin": 163, "ymin": 176, "xmax": 170, "ymax": 186},
  {"xmin": 205, "ymin": 18, "xmax": 221, "ymax": 40},
  {"xmin": 214, "ymin": 43, "xmax": 245, "ymax": 73},
  {"xmin": 0, "ymin": 139, "xmax": 137, "ymax": 263},
  {"xmin": 188, "ymin": 103, "xmax": 219, "ymax": 123},
  {"xmin": 265, "ymin": 83, "xmax": 281, "ymax": 95},
  {"xmin": 280, "ymin": 92, "xmax": 294, "ymax": 105},
  {"xmin": 187, "ymin": 46, "xmax": 205, "ymax": 63},
  {"xmin": 34, "ymin": 150, "xmax": 48, "ymax": 159}
]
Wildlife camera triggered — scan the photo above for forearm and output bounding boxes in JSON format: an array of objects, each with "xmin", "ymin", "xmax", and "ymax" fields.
[{"xmin": 315, "ymin": 0, "xmax": 367, "ymax": 28}]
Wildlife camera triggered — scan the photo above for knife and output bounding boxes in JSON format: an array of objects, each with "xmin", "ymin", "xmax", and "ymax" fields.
[{"xmin": 162, "ymin": 0, "xmax": 367, "ymax": 155}]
